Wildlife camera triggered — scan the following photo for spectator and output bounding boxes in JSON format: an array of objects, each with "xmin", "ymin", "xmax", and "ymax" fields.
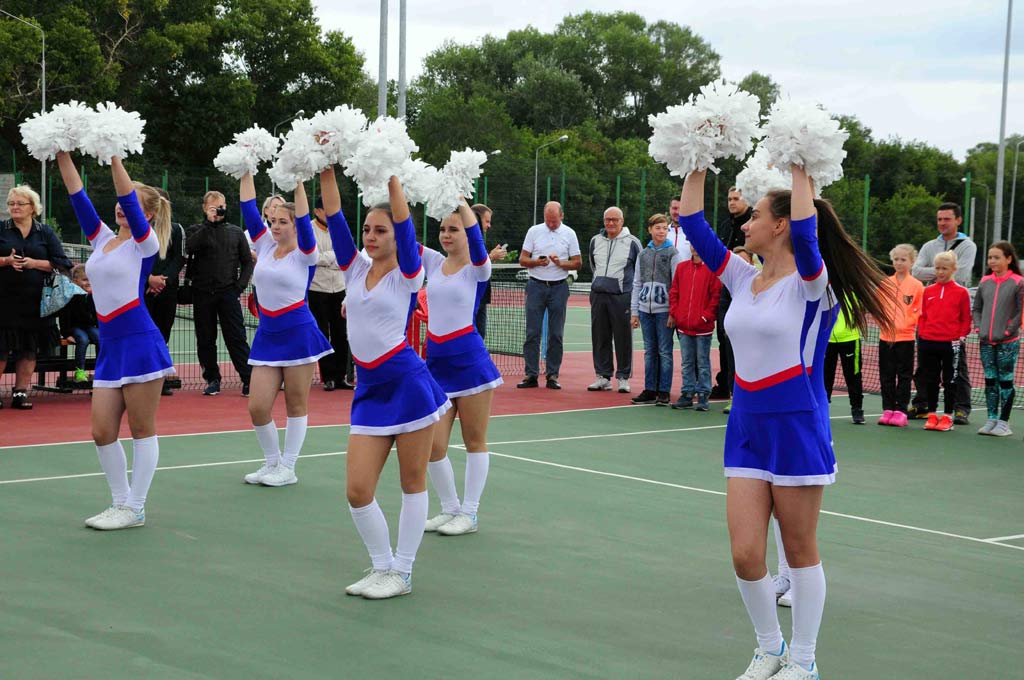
[
  {"xmin": 823, "ymin": 298, "xmax": 865, "ymax": 424},
  {"xmin": 667, "ymin": 197, "xmax": 691, "ymax": 251},
  {"xmin": 587, "ymin": 206, "xmax": 641, "ymax": 393},
  {"xmin": 911, "ymin": 202, "xmax": 976, "ymax": 423},
  {"xmin": 668, "ymin": 245, "xmax": 722, "ymax": 411},
  {"xmin": 145, "ymin": 188, "xmax": 186, "ymax": 395},
  {"xmin": 186, "ymin": 190, "xmax": 254, "ymax": 396},
  {"xmin": 471, "ymin": 203, "xmax": 507, "ymax": 339},
  {"xmin": 0, "ymin": 184, "xmax": 72, "ymax": 409},
  {"xmin": 630, "ymin": 214, "xmax": 681, "ymax": 406},
  {"xmin": 712, "ymin": 187, "xmax": 752, "ymax": 400},
  {"xmin": 517, "ymin": 201, "xmax": 581, "ymax": 390},
  {"xmin": 59, "ymin": 264, "xmax": 99, "ymax": 384},
  {"xmin": 309, "ymin": 196, "xmax": 353, "ymax": 391},
  {"xmin": 877, "ymin": 244, "xmax": 924, "ymax": 427}
]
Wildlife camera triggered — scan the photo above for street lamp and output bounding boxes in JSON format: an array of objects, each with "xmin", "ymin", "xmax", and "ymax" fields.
[
  {"xmin": 270, "ymin": 109, "xmax": 305, "ymax": 194},
  {"xmin": 1009, "ymin": 139, "xmax": 1024, "ymax": 243},
  {"xmin": 972, "ymin": 179, "xmax": 992, "ymax": 279},
  {"xmin": 1, "ymin": 10, "xmax": 45, "ymax": 217},
  {"xmin": 533, "ymin": 135, "xmax": 569, "ymax": 224}
]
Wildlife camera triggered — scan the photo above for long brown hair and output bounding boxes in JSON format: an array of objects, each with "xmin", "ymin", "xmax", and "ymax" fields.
[
  {"xmin": 987, "ymin": 240, "xmax": 1022, "ymax": 276},
  {"xmin": 763, "ymin": 190, "xmax": 894, "ymax": 336}
]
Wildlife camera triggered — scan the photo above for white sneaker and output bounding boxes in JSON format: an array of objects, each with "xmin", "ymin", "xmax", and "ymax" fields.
[
  {"xmin": 244, "ymin": 463, "xmax": 275, "ymax": 484},
  {"xmin": 424, "ymin": 512, "xmax": 458, "ymax": 532},
  {"xmin": 736, "ymin": 643, "xmax": 788, "ymax": 680},
  {"xmin": 978, "ymin": 419, "xmax": 997, "ymax": 435},
  {"xmin": 617, "ymin": 378, "xmax": 630, "ymax": 393},
  {"xmin": 92, "ymin": 505, "xmax": 145, "ymax": 530},
  {"xmin": 777, "ymin": 588, "xmax": 792, "ymax": 608},
  {"xmin": 772, "ymin": 574, "xmax": 791, "ymax": 598},
  {"xmin": 769, "ymin": 661, "xmax": 819, "ymax": 679},
  {"xmin": 260, "ymin": 464, "xmax": 298, "ymax": 487},
  {"xmin": 361, "ymin": 569, "xmax": 412, "ymax": 599},
  {"xmin": 84, "ymin": 505, "xmax": 117, "ymax": 528},
  {"xmin": 587, "ymin": 377, "xmax": 612, "ymax": 391},
  {"xmin": 437, "ymin": 513, "xmax": 478, "ymax": 535},
  {"xmin": 990, "ymin": 420, "xmax": 1013, "ymax": 437},
  {"xmin": 345, "ymin": 568, "xmax": 388, "ymax": 596}
]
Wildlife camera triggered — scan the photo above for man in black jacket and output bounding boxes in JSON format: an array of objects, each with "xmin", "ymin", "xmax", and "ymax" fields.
[
  {"xmin": 146, "ymin": 189, "xmax": 186, "ymax": 395},
  {"xmin": 711, "ymin": 187, "xmax": 751, "ymax": 401},
  {"xmin": 186, "ymin": 190, "xmax": 254, "ymax": 396}
]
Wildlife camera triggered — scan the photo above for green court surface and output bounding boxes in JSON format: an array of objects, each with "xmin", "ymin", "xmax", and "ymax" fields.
[{"xmin": 2, "ymin": 397, "xmax": 1021, "ymax": 678}]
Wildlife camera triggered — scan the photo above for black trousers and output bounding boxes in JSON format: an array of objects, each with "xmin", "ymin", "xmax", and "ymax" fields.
[
  {"xmin": 912, "ymin": 338, "xmax": 971, "ymax": 414},
  {"xmin": 590, "ymin": 292, "xmax": 632, "ymax": 380},
  {"xmin": 308, "ymin": 289, "xmax": 351, "ymax": 383},
  {"xmin": 714, "ymin": 318, "xmax": 734, "ymax": 396},
  {"xmin": 824, "ymin": 339, "xmax": 863, "ymax": 409},
  {"xmin": 918, "ymin": 339, "xmax": 958, "ymax": 414},
  {"xmin": 193, "ymin": 289, "xmax": 251, "ymax": 384},
  {"xmin": 145, "ymin": 289, "xmax": 178, "ymax": 343},
  {"xmin": 475, "ymin": 303, "xmax": 488, "ymax": 340},
  {"xmin": 878, "ymin": 340, "xmax": 915, "ymax": 413}
]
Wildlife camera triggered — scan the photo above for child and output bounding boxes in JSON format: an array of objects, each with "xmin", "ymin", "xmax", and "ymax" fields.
[
  {"xmin": 630, "ymin": 214, "xmax": 683, "ymax": 405},
  {"xmin": 59, "ymin": 264, "xmax": 99, "ymax": 384},
  {"xmin": 918, "ymin": 251, "xmax": 972, "ymax": 431},
  {"xmin": 973, "ymin": 241, "xmax": 1024, "ymax": 436},
  {"xmin": 878, "ymin": 244, "xmax": 924, "ymax": 427},
  {"xmin": 668, "ymin": 245, "xmax": 721, "ymax": 410},
  {"xmin": 823, "ymin": 294, "xmax": 865, "ymax": 423}
]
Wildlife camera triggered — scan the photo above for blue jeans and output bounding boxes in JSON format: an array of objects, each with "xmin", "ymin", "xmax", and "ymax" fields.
[
  {"xmin": 524, "ymin": 279, "xmax": 569, "ymax": 378},
  {"xmin": 69, "ymin": 326, "xmax": 100, "ymax": 369},
  {"xmin": 678, "ymin": 333, "xmax": 712, "ymax": 396},
  {"xmin": 639, "ymin": 311, "xmax": 673, "ymax": 392}
]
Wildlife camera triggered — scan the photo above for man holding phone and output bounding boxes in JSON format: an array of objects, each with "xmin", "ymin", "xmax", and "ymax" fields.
[{"xmin": 518, "ymin": 201, "xmax": 581, "ymax": 389}]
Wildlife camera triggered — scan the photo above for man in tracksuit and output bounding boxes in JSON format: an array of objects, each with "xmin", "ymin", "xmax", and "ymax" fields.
[{"xmin": 587, "ymin": 206, "xmax": 642, "ymax": 393}]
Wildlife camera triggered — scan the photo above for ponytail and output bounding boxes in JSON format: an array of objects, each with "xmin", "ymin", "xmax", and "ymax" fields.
[{"xmin": 133, "ymin": 182, "xmax": 171, "ymax": 258}]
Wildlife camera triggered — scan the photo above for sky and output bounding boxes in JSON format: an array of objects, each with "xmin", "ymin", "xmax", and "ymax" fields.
[{"xmin": 315, "ymin": 0, "xmax": 1022, "ymax": 161}]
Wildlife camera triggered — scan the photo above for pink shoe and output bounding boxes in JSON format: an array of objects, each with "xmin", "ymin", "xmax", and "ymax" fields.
[
  {"xmin": 891, "ymin": 411, "xmax": 908, "ymax": 427},
  {"xmin": 878, "ymin": 410, "xmax": 894, "ymax": 425}
]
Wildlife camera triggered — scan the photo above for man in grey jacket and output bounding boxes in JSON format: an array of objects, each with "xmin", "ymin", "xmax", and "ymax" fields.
[{"xmin": 587, "ymin": 207, "xmax": 642, "ymax": 392}]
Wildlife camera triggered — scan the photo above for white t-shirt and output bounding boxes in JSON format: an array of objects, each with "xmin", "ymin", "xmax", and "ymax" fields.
[{"xmin": 522, "ymin": 223, "xmax": 581, "ymax": 282}]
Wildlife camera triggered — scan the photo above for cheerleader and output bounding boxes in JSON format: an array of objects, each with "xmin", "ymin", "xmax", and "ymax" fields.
[
  {"xmin": 679, "ymin": 167, "xmax": 890, "ymax": 680},
  {"xmin": 421, "ymin": 200, "xmax": 503, "ymax": 536},
  {"xmin": 320, "ymin": 166, "xmax": 451, "ymax": 600},
  {"xmin": 239, "ymin": 172, "xmax": 332, "ymax": 486},
  {"xmin": 56, "ymin": 151, "xmax": 174, "ymax": 531}
]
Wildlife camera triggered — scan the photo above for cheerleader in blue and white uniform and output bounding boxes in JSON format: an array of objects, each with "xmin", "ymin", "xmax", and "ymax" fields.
[
  {"xmin": 239, "ymin": 172, "xmax": 332, "ymax": 487},
  {"xmin": 56, "ymin": 151, "xmax": 175, "ymax": 531},
  {"xmin": 679, "ymin": 167, "xmax": 890, "ymax": 680},
  {"xmin": 320, "ymin": 166, "xmax": 451, "ymax": 600},
  {"xmin": 421, "ymin": 199, "xmax": 502, "ymax": 536}
]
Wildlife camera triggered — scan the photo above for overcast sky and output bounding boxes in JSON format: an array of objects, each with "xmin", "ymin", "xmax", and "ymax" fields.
[{"xmin": 315, "ymin": 0, "xmax": 1021, "ymax": 161}]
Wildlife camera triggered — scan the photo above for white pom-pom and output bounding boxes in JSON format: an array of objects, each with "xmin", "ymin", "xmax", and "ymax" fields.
[
  {"xmin": 342, "ymin": 117, "xmax": 419, "ymax": 207},
  {"xmin": 423, "ymin": 148, "xmax": 488, "ymax": 220},
  {"xmin": 309, "ymin": 105, "xmax": 367, "ymax": 166},
  {"xmin": 78, "ymin": 102, "xmax": 146, "ymax": 165},
  {"xmin": 648, "ymin": 81, "xmax": 762, "ymax": 176},
  {"xmin": 19, "ymin": 101, "xmax": 95, "ymax": 161},
  {"xmin": 213, "ymin": 125, "xmax": 278, "ymax": 179},
  {"xmin": 400, "ymin": 158, "xmax": 440, "ymax": 206},
  {"xmin": 268, "ymin": 118, "xmax": 332, "ymax": 189},
  {"xmin": 761, "ymin": 100, "xmax": 849, "ymax": 191},
  {"xmin": 735, "ymin": 145, "xmax": 790, "ymax": 206}
]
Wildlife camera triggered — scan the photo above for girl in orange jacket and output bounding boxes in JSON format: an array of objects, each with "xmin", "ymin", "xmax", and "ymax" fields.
[{"xmin": 877, "ymin": 244, "xmax": 924, "ymax": 426}]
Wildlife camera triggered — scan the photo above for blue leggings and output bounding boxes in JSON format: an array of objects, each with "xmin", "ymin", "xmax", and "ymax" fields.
[{"xmin": 980, "ymin": 340, "xmax": 1019, "ymax": 421}]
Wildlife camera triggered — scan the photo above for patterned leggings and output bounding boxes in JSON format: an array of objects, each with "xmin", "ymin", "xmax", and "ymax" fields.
[{"xmin": 980, "ymin": 340, "xmax": 1020, "ymax": 422}]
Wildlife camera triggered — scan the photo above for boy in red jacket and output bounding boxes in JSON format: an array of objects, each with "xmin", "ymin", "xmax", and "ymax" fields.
[
  {"xmin": 668, "ymin": 246, "xmax": 722, "ymax": 410},
  {"xmin": 918, "ymin": 251, "xmax": 973, "ymax": 431}
]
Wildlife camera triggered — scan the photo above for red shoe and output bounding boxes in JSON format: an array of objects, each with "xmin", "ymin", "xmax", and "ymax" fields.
[
  {"xmin": 923, "ymin": 413, "xmax": 939, "ymax": 430},
  {"xmin": 935, "ymin": 414, "xmax": 954, "ymax": 432}
]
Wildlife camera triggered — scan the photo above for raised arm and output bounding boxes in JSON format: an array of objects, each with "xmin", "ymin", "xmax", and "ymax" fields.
[
  {"xmin": 111, "ymin": 157, "xmax": 151, "ymax": 242},
  {"xmin": 459, "ymin": 199, "xmax": 488, "ymax": 267},
  {"xmin": 678, "ymin": 171, "xmax": 728, "ymax": 275},
  {"xmin": 321, "ymin": 167, "xmax": 357, "ymax": 270},
  {"xmin": 389, "ymin": 175, "xmax": 421, "ymax": 278},
  {"xmin": 293, "ymin": 181, "xmax": 316, "ymax": 255},
  {"xmin": 57, "ymin": 152, "xmax": 103, "ymax": 241},
  {"xmin": 239, "ymin": 172, "xmax": 267, "ymax": 242},
  {"xmin": 789, "ymin": 166, "xmax": 826, "ymax": 291}
]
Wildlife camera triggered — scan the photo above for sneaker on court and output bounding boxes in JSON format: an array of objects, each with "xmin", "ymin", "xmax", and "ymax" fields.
[
  {"xmin": 911, "ymin": 406, "xmax": 930, "ymax": 420},
  {"xmin": 878, "ymin": 410, "xmax": 894, "ymax": 425},
  {"xmin": 736, "ymin": 643, "xmax": 788, "ymax": 680},
  {"xmin": 631, "ymin": 390, "xmax": 658, "ymax": 404},
  {"xmin": 244, "ymin": 464, "xmax": 276, "ymax": 485},
  {"xmin": 92, "ymin": 505, "xmax": 145, "ymax": 530},
  {"xmin": 345, "ymin": 568, "xmax": 388, "ymax": 596},
  {"xmin": 617, "ymin": 378, "xmax": 630, "ymax": 393},
  {"xmin": 977, "ymin": 419, "xmax": 997, "ymax": 435},
  {"xmin": 424, "ymin": 512, "xmax": 457, "ymax": 532},
  {"xmin": 671, "ymin": 393, "xmax": 694, "ymax": 409},
  {"xmin": 851, "ymin": 408, "xmax": 865, "ymax": 424},
  {"xmin": 84, "ymin": 505, "xmax": 117, "ymax": 528},
  {"xmin": 769, "ymin": 661, "xmax": 819, "ymax": 679},
  {"xmin": 935, "ymin": 414, "xmax": 954, "ymax": 432},
  {"xmin": 890, "ymin": 411, "xmax": 908, "ymax": 427},
  {"xmin": 990, "ymin": 420, "xmax": 1013, "ymax": 437},
  {"xmin": 772, "ymin": 574, "xmax": 791, "ymax": 598},
  {"xmin": 587, "ymin": 377, "xmax": 612, "ymax": 391},
  {"xmin": 203, "ymin": 380, "xmax": 221, "ymax": 396},
  {"xmin": 695, "ymin": 394, "xmax": 710, "ymax": 411},
  {"xmin": 655, "ymin": 392, "xmax": 671, "ymax": 406},
  {"xmin": 260, "ymin": 464, "xmax": 298, "ymax": 487},
  {"xmin": 723, "ymin": 401, "xmax": 732, "ymax": 414},
  {"xmin": 361, "ymin": 569, "xmax": 412, "ymax": 599},
  {"xmin": 437, "ymin": 513, "xmax": 478, "ymax": 535},
  {"xmin": 777, "ymin": 588, "xmax": 792, "ymax": 608},
  {"xmin": 73, "ymin": 368, "xmax": 89, "ymax": 383},
  {"xmin": 923, "ymin": 413, "xmax": 939, "ymax": 430},
  {"xmin": 953, "ymin": 409, "xmax": 970, "ymax": 426}
]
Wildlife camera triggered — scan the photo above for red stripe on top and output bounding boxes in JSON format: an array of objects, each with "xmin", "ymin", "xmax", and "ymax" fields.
[
  {"xmin": 735, "ymin": 364, "xmax": 810, "ymax": 392},
  {"xmin": 713, "ymin": 250, "xmax": 731, "ymax": 277},
  {"xmin": 133, "ymin": 227, "xmax": 152, "ymax": 243},
  {"xmin": 251, "ymin": 226, "xmax": 268, "ymax": 242},
  {"xmin": 402, "ymin": 264, "xmax": 423, "ymax": 279},
  {"xmin": 801, "ymin": 262, "xmax": 825, "ymax": 282},
  {"xmin": 300, "ymin": 245, "xmax": 316, "ymax": 254},
  {"xmin": 96, "ymin": 298, "xmax": 140, "ymax": 323},
  {"xmin": 86, "ymin": 222, "xmax": 103, "ymax": 242},
  {"xmin": 472, "ymin": 257, "xmax": 489, "ymax": 267},
  {"xmin": 258, "ymin": 299, "xmax": 305, "ymax": 317},
  {"xmin": 340, "ymin": 251, "xmax": 357, "ymax": 271},
  {"xmin": 427, "ymin": 325, "xmax": 475, "ymax": 344},
  {"xmin": 352, "ymin": 341, "xmax": 408, "ymax": 369}
]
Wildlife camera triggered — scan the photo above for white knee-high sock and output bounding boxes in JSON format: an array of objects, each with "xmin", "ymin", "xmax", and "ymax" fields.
[
  {"xmin": 281, "ymin": 416, "xmax": 307, "ymax": 469},
  {"xmin": 789, "ymin": 563, "xmax": 826, "ymax": 670},
  {"xmin": 96, "ymin": 441, "xmax": 130, "ymax": 506},
  {"xmin": 773, "ymin": 518, "xmax": 791, "ymax": 579},
  {"xmin": 254, "ymin": 421, "xmax": 280, "ymax": 467},
  {"xmin": 125, "ymin": 436, "xmax": 159, "ymax": 511},
  {"xmin": 736, "ymin": 573, "xmax": 785, "ymax": 655},
  {"xmin": 392, "ymin": 491, "xmax": 428, "ymax": 575},
  {"xmin": 461, "ymin": 451, "xmax": 490, "ymax": 515},
  {"xmin": 427, "ymin": 458, "xmax": 461, "ymax": 514},
  {"xmin": 349, "ymin": 500, "xmax": 393, "ymax": 571}
]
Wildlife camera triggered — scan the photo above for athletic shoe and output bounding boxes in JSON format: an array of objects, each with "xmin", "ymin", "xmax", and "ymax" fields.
[
  {"xmin": 953, "ymin": 409, "xmax": 970, "ymax": 426},
  {"xmin": 890, "ymin": 411, "xmax": 908, "ymax": 427},
  {"xmin": 990, "ymin": 420, "xmax": 1013, "ymax": 437},
  {"xmin": 631, "ymin": 390, "xmax": 658, "ymax": 404},
  {"xmin": 923, "ymin": 413, "xmax": 939, "ymax": 430},
  {"xmin": 203, "ymin": 380, "xmax": 221, "ymax": 396},
  {"xmin": 935, "ymin": 414, "xmax": 954, "ymax": 432},
  {"xmin": 260, "ymin": 465, "xmax": 298, "ymax": 486},
  {"xmin": 671, "ymin": 393, "xmax": 694, "ymax": 409},
  {"xmin": 911, "ymin": 406, "xmax": 930, "ymax": 420},
  {"xmin": 424, "ymin": 512, "xmax": 457, "ymax": 532},
  {"xmin": 91, "ymin": 505, "xmax": 145, "ymax": 530},
  {"xmin": 73, "ymin": 368, "xmax": 89, "ymax": 383},
  {"xmin": 323, "ymin": 380, "xmax": 336, "ymax": 392},
  {"xmin": 437, "ymin": 513, "xmax": 478, "ymax": 535},
  {"xmin": 516, "ymin": 377, "xmax": 539, "ymax": 388},
  {"xmin": 878, "ymin": 410, "xmax": 894, "ymax": 425},
  {"xmin": 345, "ymin": 568, "xmax": 388, "ymax": 596},
  {"xmin": 361, "ymin": 569, "xmax": 412, "ymax": 599},
  {"xmin": 735, "ymin": 643, "xmax": 788, "ymax": 680},
  {"xmin": 244, "ymin": 464, "xmax": 276, "ymax": 485},
  {"xmin": 655, "ymin": 392, "xmax": 671, "ymax": 406},
  {"xmin": 777, "ymin": 588, "xmax": 792, "ymax": 608},
  {"xmin": 84, "ymin": 505, "xmax": 117, "ymax": 528},
  {"xmin": 723, "ymin": 401, "xmax": 732, "ymax": 414},
  {"xmin": 241, "ymin": 382, "xmax": 251, "ymax": 397},
  {"xmin": 772, "ymin": 574, "xmax": 791, "ymax": 598},
  {"xmin": 851, "ymin": 408, "xmax": 865, "ymax": 424},
  {"xmin": 695, "ymin": 394, "xmax": 710, "ymax": 411},
  {"xmin": 587, "ymin": 377, "xmax": 612, "ymax": 391},
  {"xmin": 769, "ymin": 661, "xmax": 819, "ymax": 679},
  {"xmin": 977, "ymin": 419, "xmax": 997, "ymax": 435},
  {"xmin": 617, "ymin": 379, "xmax": 630, "ymax": 393}
]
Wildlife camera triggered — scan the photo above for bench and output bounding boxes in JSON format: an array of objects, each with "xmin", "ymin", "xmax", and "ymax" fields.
[{"xmin": 3, "ymin": 340, "xmax": 184, "ymax": 393}]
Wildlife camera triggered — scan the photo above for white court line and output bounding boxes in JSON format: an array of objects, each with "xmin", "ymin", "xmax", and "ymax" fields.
[{"xmin": 982, "ymin": 533, "xmax": 1024, "ymax": 543}]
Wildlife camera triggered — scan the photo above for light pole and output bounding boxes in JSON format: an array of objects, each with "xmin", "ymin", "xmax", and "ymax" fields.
[
  {"xmin": 1009, "ymin": 140, "xmax": 1024, "ymax": 243},
  {"xmin": 533, "ymin": 135, "xmax": 568, "ymax": 224},
  {"xmin": 975, "ymin": 180, "xmax": 992, "ymax": 279},
  {"xmin": 993, "ymin": 0, "xmax": 1014, "ymax": 241},
  {"xmin": 1, "ymin": 10, "xmax": 45, "ymax": 217},
  {"xmin": 270, "ymin": 109, "xmax": 305, "ymax": 194}
]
